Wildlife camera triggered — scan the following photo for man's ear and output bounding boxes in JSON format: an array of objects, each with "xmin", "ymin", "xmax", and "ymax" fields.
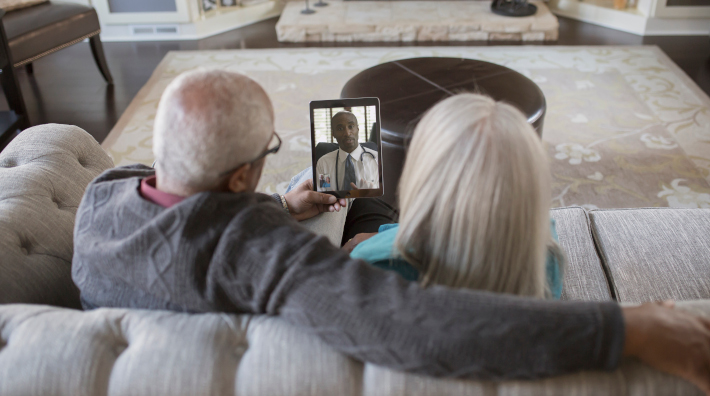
[{"xmin": 226, "ymin": 163, "xmax": 252, "ymax": 193}]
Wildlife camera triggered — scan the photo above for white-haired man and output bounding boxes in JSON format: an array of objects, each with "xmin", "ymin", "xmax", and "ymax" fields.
[{"xmin": 72, "ymin": 69, "xmax": 710, "ymax": 391}]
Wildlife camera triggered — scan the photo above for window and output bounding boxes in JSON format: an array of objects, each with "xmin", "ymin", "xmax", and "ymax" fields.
[{"xmin": 313, "ymin": 106, "xmax": 376, "ymax": 143}]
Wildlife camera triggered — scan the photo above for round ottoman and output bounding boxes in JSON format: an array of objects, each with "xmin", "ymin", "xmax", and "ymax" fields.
[{"xmin": 340, "ymin": 57, "xmax": 546, "ymax": 207}]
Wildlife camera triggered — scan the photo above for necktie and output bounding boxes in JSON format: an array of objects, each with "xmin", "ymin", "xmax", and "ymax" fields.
[{"xmin": 343, "ymin": 154, "xmax": 356, "ymax": 190}]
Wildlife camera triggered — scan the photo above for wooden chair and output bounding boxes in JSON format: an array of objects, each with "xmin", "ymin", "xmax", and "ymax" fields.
[
  {"xmin": 0, "ymin": 1, "xmax": 113, "ymax": 148},
  {"xmin": 4, "ymin": 1, "xmax": 113, "ymax": 84},
  {"xmin": 0, "ymin": 9, "xmax": 28, "ymax": 149}
]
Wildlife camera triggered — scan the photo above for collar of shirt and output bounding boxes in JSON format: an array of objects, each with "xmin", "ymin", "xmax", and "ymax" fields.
[
  {"xmin": 338, "ymin": 144, "xmax": 364, "ymax": 163},
  {"xmin": 139, "ymin": 175, "xmax": 186, "ymax": 208}
]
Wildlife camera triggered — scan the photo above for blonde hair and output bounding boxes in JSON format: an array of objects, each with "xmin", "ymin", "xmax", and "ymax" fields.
[{"xmin": 395, "ymin": 93, "xmax": 552, "ymax": 298}]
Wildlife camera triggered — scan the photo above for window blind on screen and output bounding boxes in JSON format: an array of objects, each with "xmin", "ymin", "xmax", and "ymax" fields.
[{"xmin": 313, "ymin": 106, "xmax": 376, "ymax": 144}]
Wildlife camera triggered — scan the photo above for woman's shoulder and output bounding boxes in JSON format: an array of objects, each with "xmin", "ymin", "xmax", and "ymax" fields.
[{"xmin": 350, "ymin": 223, "xmax": 419, "ymax": 281}]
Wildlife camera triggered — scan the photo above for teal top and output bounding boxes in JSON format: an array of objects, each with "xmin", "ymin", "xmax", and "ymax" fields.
[{"xmin": 351, "ymin": 220, "xmax": 564, "ymax": 299}]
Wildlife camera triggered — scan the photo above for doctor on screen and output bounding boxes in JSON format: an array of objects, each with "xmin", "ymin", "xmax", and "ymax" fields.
[{"xmin": 316, "ymin": 111, "xmax": 379, "ymax": 192}]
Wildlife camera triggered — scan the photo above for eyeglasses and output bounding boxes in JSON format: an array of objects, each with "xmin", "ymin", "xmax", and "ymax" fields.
[{"xmin": 218, "ymin": 132, "xmax": 282, "ymax": 177}]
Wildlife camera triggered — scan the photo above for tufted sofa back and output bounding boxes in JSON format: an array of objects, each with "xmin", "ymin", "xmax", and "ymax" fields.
[
  {"xmin": 0, "ymin": 302, "xmax": 708, "ymax": 396},
  {"xmin": 0, "ymin": 124, "xmax": 113, "ymax": 308}
]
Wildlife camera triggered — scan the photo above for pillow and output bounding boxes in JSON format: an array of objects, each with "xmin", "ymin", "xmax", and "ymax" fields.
[{"xmin": 0, "ymin": 0, "xmax": 47, "ymax": 12}]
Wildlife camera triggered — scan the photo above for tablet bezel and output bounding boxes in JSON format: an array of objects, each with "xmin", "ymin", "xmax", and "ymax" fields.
[{"xmin": 310, "ymin": 97, "xmax": 384, "ymax": 199}]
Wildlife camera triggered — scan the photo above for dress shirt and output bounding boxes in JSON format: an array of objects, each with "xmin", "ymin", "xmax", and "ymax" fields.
[
  {"xmin": 139, "ymin": 175, "xmax": 186, "ymax": 208},
  {"xmin": 316, "ymin": 145, "xmax": 379, "ymax": 191}
]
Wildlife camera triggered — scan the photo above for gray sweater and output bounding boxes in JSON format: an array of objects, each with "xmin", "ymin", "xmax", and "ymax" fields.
[{"xmin": 73, "ymin": 165, "xmax": 624, "ymax": 380}]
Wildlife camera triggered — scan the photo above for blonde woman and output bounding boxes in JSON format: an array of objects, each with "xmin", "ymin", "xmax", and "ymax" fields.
[{"xmin": 349, "ymin": 93, "xmax": 564, "ymax": 299}]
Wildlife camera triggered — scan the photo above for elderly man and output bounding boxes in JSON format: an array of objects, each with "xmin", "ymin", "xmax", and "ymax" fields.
[
  {"xmin": 73, "ymin": 69, "xmax": 710, "ymax": 392},
  {"xmin": 316, "ymin": 111, "xmax": 379, "ymax": 192}
]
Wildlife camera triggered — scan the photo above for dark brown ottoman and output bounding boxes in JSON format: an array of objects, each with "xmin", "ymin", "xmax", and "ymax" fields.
[{"xmin": 341, "ymin": 57, "xmax": 545, "ymax": 207}]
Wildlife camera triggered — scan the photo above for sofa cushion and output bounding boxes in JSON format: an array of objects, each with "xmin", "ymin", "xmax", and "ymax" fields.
[
  {"xmin": 0, "ymin": 303, "xmax": 706, "ymax": 396},
  {"xmin": 0, "ymin": 124, "xmax": 113, "ymax": 308},
  {"xmin": 589, "ymin": 208, "xmax": 710, "ymax": 303},
  {"xmin": 363, "ymin": 358, "xmax": 700, "ymax": 396},
  {"xmin": 237, "ymin": 316, "xmax": 363, "ymax": 395},
  {"xmin": 550, "ymin": 207, "xmax": 612, "ymax": 301}
]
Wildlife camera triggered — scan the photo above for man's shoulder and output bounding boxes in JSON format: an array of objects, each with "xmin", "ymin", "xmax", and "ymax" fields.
[
  {"xmin": 316, "ymin": 150, "xmax": 338, "ymax": 167},
  {"xmin": 321, "ymin": 150, "xmax": 338, "ymax": 159},
  {"xmin": 78, "ymin": 165, "xmax": 155, "ymax": 220},
  {"xmin": 91, "ymin": 164, "xmax": 154, "ymax": 186},
  {"xmin": 361, "ymin": 146, "xmax": 379, "ymax": 164}
]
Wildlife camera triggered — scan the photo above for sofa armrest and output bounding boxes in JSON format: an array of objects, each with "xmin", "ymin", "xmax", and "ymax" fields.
[{"xmin": 0, "ymin": 124, "xmax": 113, "ymax": 308}]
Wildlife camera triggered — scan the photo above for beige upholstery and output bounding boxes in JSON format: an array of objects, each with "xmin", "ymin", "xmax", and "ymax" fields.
[
  {"xmin": 590, "ymin": 208, "xmax": 710, "ymax": 303},
  {"xmin": 0, "ymin": 124, "xmax": 113, "ymax": 308},
  {"xmin": 0, "ymin": 302, "xmax": 706, "ymax": 396},
  {"xmin": 551, "ymin": 208, "xmax": 612, "ymax": 301}
]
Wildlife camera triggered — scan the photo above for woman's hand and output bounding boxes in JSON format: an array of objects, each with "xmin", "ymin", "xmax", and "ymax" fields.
[{"xmin": 342, "ymin": 232, "xmax": 378, "ymax": 253}]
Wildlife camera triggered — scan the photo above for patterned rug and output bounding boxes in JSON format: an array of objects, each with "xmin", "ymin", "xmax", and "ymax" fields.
[{"xmin": 102, "ymin": 46, "xmax": 710, "ymax": 209}]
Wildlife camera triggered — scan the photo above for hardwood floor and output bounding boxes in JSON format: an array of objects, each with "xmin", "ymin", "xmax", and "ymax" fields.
[{"xmin": 3, "ymin": 15, "xmax": 709, "ymax": 148}]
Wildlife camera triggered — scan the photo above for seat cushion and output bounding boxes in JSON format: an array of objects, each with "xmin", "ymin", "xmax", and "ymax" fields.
[
  {"xmin": 0, "ymin": 124, "xmax": 113, "ymax": 308},
  {"xmin": 589, "ymin": 208, "xmax": 710, "ymax": 303},
  {"xmin": 4, "ymin": 1, "xmax": 100, "ymax": 66},
  {"xmin": 550, "ymin": 207, "xmax": 613, "ymax": 301}
]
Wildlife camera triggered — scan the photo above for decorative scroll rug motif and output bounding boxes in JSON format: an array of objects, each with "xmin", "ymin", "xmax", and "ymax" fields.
[{"xmin": 102, "ymin": 46, "xmax": 710, "ymax": 209}]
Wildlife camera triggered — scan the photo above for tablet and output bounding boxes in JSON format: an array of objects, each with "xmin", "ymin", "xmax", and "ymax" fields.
[{"xmin": 310, "ymin": 97, "xmax": 383, "ymax": 198}]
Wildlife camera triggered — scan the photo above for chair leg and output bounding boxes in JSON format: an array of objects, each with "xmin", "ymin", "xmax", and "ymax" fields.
[
  {"xmin": 25, "ymin": 62, "xmax": 33, "ymax": 74},
  {"xmin": 89, "ymin": 35, "xmax": 113, "ymax": 85}
]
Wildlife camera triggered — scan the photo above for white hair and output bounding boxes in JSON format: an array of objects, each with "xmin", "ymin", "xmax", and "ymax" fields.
[
  {"xmin": 153, "ymin": 69, "xmax": 274, "ymax": 193},
  {"xmin": 395, "ymin": 93, "xmax": 552, "ymax": 298}
]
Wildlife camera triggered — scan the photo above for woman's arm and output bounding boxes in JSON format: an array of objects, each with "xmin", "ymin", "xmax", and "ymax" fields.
[{"xmin": 341, "ymin": 232, "xmax": 377, "ymax": 253}]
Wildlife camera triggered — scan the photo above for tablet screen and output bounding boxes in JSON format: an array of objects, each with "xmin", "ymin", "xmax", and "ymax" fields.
[{"xmin": 310, "ymin": 98, "xmax": 383, "ymax": 198}]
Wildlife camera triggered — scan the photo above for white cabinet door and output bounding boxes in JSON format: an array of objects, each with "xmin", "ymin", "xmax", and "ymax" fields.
[{"xmin": 93, "ymin": 0, "xmax": 193, "ymax": 24}]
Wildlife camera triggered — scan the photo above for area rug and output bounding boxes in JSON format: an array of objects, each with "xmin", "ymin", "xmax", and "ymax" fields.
[{"xmin": 102, "ymin": 46, "xmax": 710, "ymax": 209}]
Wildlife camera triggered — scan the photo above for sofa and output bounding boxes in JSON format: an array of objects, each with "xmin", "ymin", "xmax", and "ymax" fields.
[{"xmin": 1, "ymin": 124, "xmax": 709, "ymax": 396}]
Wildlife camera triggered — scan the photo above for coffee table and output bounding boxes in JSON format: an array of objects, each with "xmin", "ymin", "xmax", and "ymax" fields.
[{"xmin": 340, "ymin": 57, "xmax": 546, "ymax": 207}]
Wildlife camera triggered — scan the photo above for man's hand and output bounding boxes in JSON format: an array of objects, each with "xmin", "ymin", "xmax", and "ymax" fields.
[
  {"xmin": 623, "ymin": 301, "xmax": 710, "ymax": 394},
  {"xmin": 342, "ymin": 232, "xmax": 378, "ymax": 253},
  {"xmin": 283, "ymin": 178, "xmax": 347, "ymax": 221}
]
